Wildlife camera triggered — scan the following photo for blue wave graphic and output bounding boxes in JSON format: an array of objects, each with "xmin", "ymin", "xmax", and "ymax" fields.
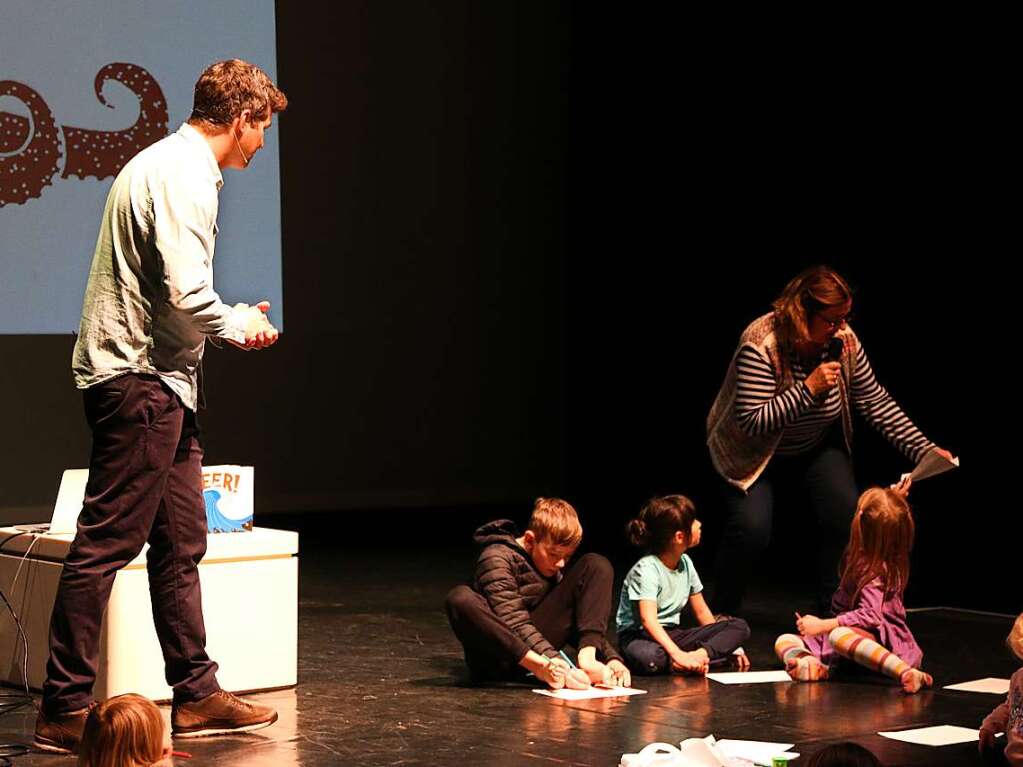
[{"xmin": 203, "ymin": 489, "xmax": 253, "ymax": 533}]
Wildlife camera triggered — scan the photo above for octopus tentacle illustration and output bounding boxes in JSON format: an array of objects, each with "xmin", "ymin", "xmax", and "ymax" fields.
[
  {"xmin": 0, "ymin": 80, "xmax": 62, "ymax": 206},
  {"xmin": 61, "ymin": 62, "xmax": 169, "ymax": 180}
]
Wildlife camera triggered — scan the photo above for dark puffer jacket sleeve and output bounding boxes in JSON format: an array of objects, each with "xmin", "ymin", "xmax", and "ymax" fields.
[{"xmin": 476, "ymin": 547, "xmax": 558, "ymax": 659}]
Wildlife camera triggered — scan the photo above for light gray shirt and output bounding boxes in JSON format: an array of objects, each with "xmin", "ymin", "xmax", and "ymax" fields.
[{"xmin": 72, "ymin": 123, "xmax": 248, "ymax": 410}]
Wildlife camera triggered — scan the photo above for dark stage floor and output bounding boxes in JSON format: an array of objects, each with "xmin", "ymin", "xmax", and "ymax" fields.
[{"xmin": 0, "ymin": 517, "xmax": 1016, "ymax": 767}]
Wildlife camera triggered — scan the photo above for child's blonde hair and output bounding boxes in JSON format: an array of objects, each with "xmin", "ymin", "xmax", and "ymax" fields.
[
  {"xmin": 78, "ymin": 694, "xmax": 165, "ymax": 767},
  {"xmin": 839, "ymin": 487, "xmax": 913, "ymax": 602},
  {"xmin": 1008, "ymin": 613, "xmax": 1023, "ymax": 663},
  {"xmin": 526, "ymin": 497, "xmax": 582, "ymax": 547}
]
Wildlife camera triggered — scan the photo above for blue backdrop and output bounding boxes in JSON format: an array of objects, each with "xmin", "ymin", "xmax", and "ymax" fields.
[{"xmin": 0, "ymin": 0, "xmax": 283, "ymax": 333}]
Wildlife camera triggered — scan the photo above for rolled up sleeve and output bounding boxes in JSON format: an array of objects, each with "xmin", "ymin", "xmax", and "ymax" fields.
[{"xmin": 150, "ymin": 173, "xmax": 247, "ymax": 343}]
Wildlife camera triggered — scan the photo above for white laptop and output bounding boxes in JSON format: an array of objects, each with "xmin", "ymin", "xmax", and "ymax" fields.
[{"xmin": 49, "ymin": 468, "xmax": 90, "ymax": 535}]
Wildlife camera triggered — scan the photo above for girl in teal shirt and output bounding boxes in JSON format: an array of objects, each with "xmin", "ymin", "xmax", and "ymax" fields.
[{"xmin": 615, "ymin": 495, "xmax": 751, "ymax": 674}]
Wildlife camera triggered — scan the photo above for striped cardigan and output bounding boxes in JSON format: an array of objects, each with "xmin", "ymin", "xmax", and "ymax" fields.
[{"xmin": 707, "ymin": 313, "xmax": 934, "ymax": 492}]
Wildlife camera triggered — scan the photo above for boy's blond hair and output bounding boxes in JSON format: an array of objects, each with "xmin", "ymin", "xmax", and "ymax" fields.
[
  {"xmin": 526, "ymin": 497, "xmax": 582, "ymax": 547},
  {"xmin": 1009, "ymin": 613, "xmax": 1023, "ymax": 663}
]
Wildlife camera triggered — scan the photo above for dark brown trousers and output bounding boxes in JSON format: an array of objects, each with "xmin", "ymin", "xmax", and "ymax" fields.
[{"xmin": 43, "ymin": 374, "xmax": 220, "ymax": 713}]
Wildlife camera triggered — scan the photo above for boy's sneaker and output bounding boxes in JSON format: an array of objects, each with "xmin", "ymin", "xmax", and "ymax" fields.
[
  {"xmin": 33, "ymin": 703, "xmax": 95, "ymax": 754},
  {"xmin": 172, "ymin": 690, "xmax": 278, "ymax": 738}
]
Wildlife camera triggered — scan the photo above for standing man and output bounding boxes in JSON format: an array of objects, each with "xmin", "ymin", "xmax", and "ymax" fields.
[{"xmin": 34, "ymin": 59, "xmax": 287, "ymax": 754}]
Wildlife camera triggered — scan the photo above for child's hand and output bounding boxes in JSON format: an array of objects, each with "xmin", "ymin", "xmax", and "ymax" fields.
[
  {"xmin": 577, "ymin": 647, "xmax": 630, "ymax": 687},
  {"xmin": 547, "ymin": 657, "xmax": 591, "ymax": 689},
  {"xmin": 581, "ymin": 661, "xmax": 610, "ymax": 685},
  {"xmin": 891, "ymin": 474, "xmax": 912, "ymax": 498},
  {"xmin": 732, "ymin": 650, "xmax": 750, "ymax": 671},
  {"xmin": 607, "ymin": 659, "xmax": 631, "ymax": 688},
  {"xmin": 576, "ymin": 654, "xmax": 611, "ymax": 685},
  {"xmin": 539, "ymin": 659, "xmax": 567, "ymax": 689},
  {"xmin": 796, "ymin": 613, "xmax": 827, "ymax": 637},
  {"xmin": 671, "ymin": 649, "xmax": 710, "ymax": 675},
  {"xmin": 978, "ymin": 726, "xmax": 997, "ymax": 753},
  {"xmin": 564, "ymin": 667, "xmax": 592, "ymax": 689}
]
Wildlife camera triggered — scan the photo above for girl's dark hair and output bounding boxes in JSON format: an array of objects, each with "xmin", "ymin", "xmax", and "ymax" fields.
[
  {"xmin": 626, "ymin": 495, "xmax": 696, "ymax": 553},
  {"xmin": 805, "ymin": 742, "xmax": 883, "ymax": 767}
]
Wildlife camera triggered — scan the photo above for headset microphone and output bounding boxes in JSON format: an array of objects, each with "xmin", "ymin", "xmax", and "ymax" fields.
[{"xmin": 232, "ymin": 130, "xmax": 249, "ymax": 166}]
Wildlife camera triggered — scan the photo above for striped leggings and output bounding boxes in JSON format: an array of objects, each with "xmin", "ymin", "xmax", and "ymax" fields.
[{"xmin": 774, "ymin": 627, "xmax": 913, "ymax": 682}]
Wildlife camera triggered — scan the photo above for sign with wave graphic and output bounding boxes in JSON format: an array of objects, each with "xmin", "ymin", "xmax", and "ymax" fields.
[{"xmin": 202, "ymin": 465, "xmax": 254, "ymax": 533}]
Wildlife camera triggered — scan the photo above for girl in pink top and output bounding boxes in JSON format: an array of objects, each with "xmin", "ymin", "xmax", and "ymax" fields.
[{"xmin": 773, "ymin": 482, "xmax": 932, "ymax": 694}]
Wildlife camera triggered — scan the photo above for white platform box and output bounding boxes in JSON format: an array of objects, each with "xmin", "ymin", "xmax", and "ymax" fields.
[{"xmin": 0, "ymin": 526, "xmax": 298, "ymax": 702}]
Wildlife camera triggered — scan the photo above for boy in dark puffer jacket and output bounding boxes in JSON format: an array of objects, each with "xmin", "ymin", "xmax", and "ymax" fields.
[{"xmin": 445, "ymin": 498, "xmax": 630, "ymax": 689}]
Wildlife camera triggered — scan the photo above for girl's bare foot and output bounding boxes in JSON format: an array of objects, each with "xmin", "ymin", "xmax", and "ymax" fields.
[
  {"xmin": 900, "ymin": 668, "xmax": 933, "ymax": 694},
  {"xmin": 785, "ymin": 655, "xmax": 828, "ymax": 682}
]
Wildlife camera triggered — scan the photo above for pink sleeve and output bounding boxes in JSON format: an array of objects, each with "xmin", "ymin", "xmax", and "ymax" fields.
[
  {"xmin": 981, "ymin": 700, "xmax": 1009, "ymax": 734},
  {"xmin": 835, "ymin": 580, "xmax": 884, "ymax": 630}
]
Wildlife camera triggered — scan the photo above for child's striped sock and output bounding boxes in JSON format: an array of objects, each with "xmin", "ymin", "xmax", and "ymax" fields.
[
  {"xmin": 828, "ymin": 626, "xmax": 932, "ymax": 692},
  {"xmin": 774, "ymin": 634, "xmax": 810, "ymax": 665},
  {"xmin": 774, "ymin": 634, "xmax": 827, "ymax": 681},
  {"xmin": 828, "ymin": 626, "xmax": 908, "ymax": 679}
]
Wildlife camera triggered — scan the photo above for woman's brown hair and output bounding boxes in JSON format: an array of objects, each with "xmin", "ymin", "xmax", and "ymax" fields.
[{"xmin": 772, "ymin": 265, "xmax": 852, "ymax": 362}]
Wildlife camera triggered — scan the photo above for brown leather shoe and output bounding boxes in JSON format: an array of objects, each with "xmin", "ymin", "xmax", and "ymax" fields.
[
  {"xmin": 172, "ymin": 690, "xmax": 278, "ymax": 738},
  {"xmin": 33, "ymin": 704, "xmax": 94, "ymax": 754}
]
